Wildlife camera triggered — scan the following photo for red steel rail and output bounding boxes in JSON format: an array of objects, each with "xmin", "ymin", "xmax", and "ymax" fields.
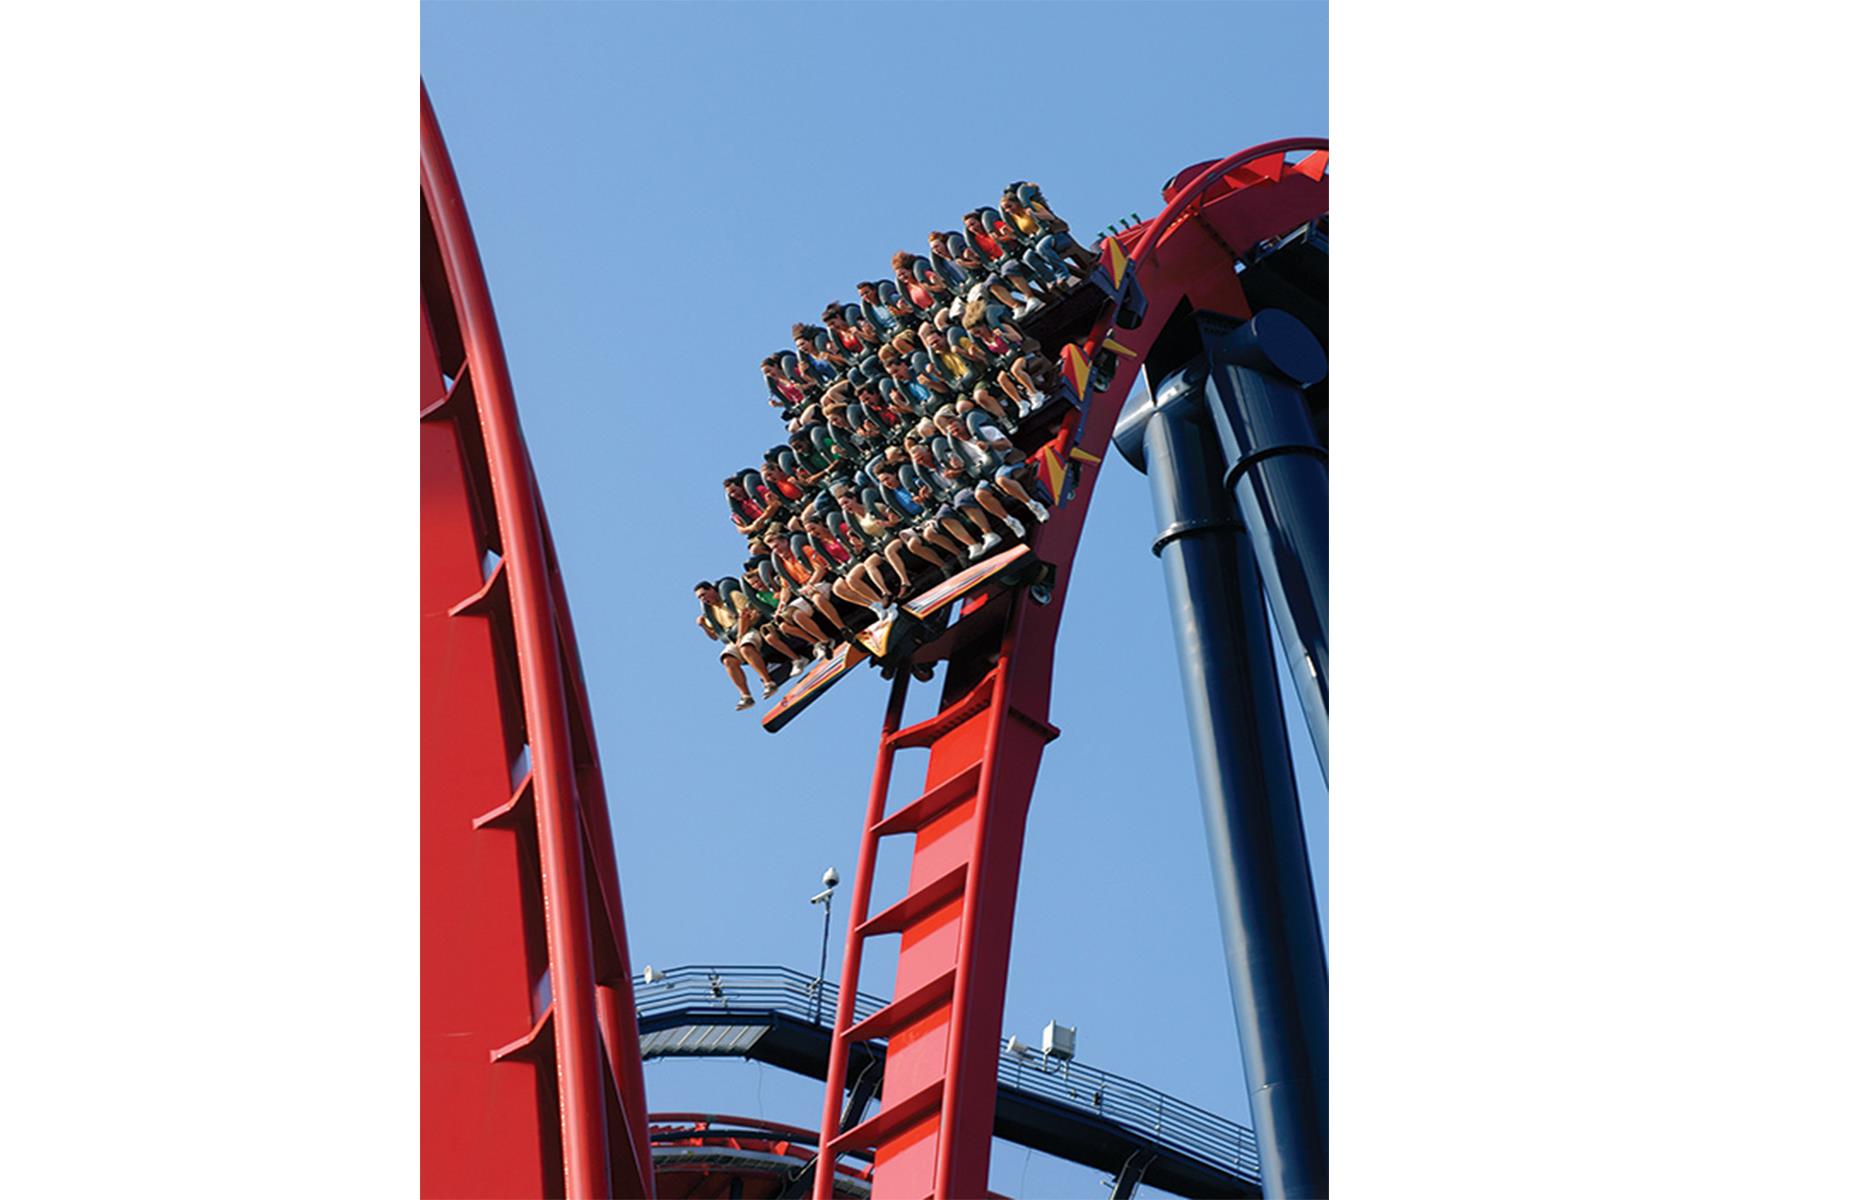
[
  {"xmin": 813, "ymin": 141, "xmax": 1328, "ymax": 1200},
  {"xmin": 421, "ymin": 84, "xmax": 654, "ymax": 1199}
]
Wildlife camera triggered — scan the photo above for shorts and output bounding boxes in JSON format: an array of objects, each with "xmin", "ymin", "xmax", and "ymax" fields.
[{"xmin": 719, "ymin": 628, "xmax": 761, "ymax": 663}]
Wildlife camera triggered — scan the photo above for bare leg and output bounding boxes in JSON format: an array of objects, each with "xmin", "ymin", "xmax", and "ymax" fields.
[
  {"xmin": 859, "ymin": 558, "xmax": 893, "ymax": 600},
  {"xmin": 992, "ymin": 474, "xmax": 1038, "ymax": 509},
  {"xmin": 808, "ymin": 586, "xmax": 847, "ymax": 628},
  {"xmin": 909, "ymin": 532, "xmax": 954, "ymax": 567},
  {"xmin": 738, "ymin": 640, "xmax": 774, "ymax": 688},
  {"xmin": 833, "ymin": 575, "xmax": 880, "ymax": 609},
  {"xmin": 882, "ymin": 541, "xmax": 915, "ymax": 588},
  {"xmin": 996, "ymin": 370, "xmax": 1030, "ymax": 407},
  {"xmin": 974, "ymin": 488, "xmax": 1015, "ymax": 524},
  {"xmin": 938, "ymin": 515, "xmax": 981, "ymax": 547},
  {"xmin": 971, "ymin": 387, "xmax": 1010, "ymax": 424},
  {"xmin": 762, "ymin": 628, "xmax": 802, "ymax": 662},
  {"xmin": 721, "ymin": 654, "xmax": 751, "ymax": 701}
]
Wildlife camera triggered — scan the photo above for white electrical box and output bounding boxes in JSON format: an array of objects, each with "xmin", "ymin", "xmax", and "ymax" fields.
[{"xmin": 1042, "ymin": 1021, "xmax": 1076, "ymax": 1061}]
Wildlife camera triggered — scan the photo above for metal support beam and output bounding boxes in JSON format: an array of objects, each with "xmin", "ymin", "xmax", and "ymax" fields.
[
  {"xmin": 1113, "ymin": 366, "xmax": 1328, "ymax": 1199},
  {"xmin": 779, "ymin": 1062, "xmax": 883, "ymax": 1199},
  {"xmin": 1196, "ymin": 309, "xmax": 1330, "ymax": 777},
  {"xmin": 1110, "ymin": 1150, "xmax": 1156, "ymax": 1200}
]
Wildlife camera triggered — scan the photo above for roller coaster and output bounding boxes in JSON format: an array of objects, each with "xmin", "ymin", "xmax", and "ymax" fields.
[{"xmin": 421, "ymin": 81, "xmax": 1327, "ymax": 1199}]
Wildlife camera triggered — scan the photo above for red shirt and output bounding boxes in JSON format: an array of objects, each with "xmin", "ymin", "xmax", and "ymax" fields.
[{"xmin": 971, "ymin": 229, "xmax": 1004, "ymax": 259}]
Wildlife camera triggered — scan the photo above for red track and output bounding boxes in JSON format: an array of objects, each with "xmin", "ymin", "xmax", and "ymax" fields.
[
  {"xmin": 421, "ymin": 85, "xmax": 654, "ymax": 1199},
  {"xmin": 813, "ymin": 141, "xmax": 1329, "ymax": 1200}
]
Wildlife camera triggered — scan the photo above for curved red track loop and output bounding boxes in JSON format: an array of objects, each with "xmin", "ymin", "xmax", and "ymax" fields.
[
  {"xmin": 421, "ymin": 84, "xmax": 653, "ymax": 1198},
  {"xmin": 1131, "ymin": 137, "xmax": 1329, "ymax": 275},
  {"xmin": 814, "ymin": 141, "xmax": 1327, "ymax": 1200}
]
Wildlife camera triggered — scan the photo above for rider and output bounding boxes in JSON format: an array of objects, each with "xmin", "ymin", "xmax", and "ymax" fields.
[{"xmin": 694, "ymin": 578, "xmax": 780, "ymax": 710}]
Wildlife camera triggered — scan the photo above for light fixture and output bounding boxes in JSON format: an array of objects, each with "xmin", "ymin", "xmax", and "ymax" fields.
[
  {"xmin": 642, "ymin": 965, "xmax": 665, "ymax": 984},
  {"xmin": 1042, "ymin": 1021, "xmax": 1077, "ymax": 1063}
]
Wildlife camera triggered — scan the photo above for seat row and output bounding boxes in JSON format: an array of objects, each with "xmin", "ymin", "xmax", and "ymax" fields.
[{"xmin": 697, "ymin": 183, "xmax": 1099, "ymax": 711}]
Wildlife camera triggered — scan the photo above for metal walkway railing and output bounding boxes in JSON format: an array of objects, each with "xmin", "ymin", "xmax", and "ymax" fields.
[{"xmin": 632, "ymin": 964, "xmax": 1262, "ymax": 1185}]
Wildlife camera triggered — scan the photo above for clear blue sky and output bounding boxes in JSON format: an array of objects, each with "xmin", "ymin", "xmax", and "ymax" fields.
[{"xmin": 422, "ymin": 4, "xmax": 1326, "ymax": 1195}]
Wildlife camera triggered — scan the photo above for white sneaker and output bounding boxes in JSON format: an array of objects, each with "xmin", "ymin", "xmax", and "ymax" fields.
[
  {"xmin": 1029, "ymin": 390, "xmax": 1048, "ymax": 408},
  {"xmin": 1012, "ymin": 302, "xmax": 1035, "ymax": 320},
  {"xmin": 978, "ymin": 532, "xmax": 1003, "ymax": 557},
  {"xmin": 967, "ymin": 541, "xmax": 986, "ymax": 560},
  {"xmin": 1003, "ymin": 516, "xmax": 1026, "ymax": 538},
  {"xmin": 1027, "ymin": 500, "xmax": 1049, "ymax": 523}
]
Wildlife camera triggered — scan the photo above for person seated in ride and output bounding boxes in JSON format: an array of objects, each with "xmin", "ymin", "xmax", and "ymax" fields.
[
  {"xmin": 855, "ymin": 281, "xmax": 903, "ymax": 336},
  {"xmin": 694, "ymin": 578, "xmax": 782, "ymax": 710},
  {"xmin": 845, "ymin": 480, "xmax": 959, "ymax": 583},
  {"xmin": 748, "ymin": 555, "xmax": 837, "ymax": 664},
  {"xmin": 942, "ymin": 228, "xmax": 1031, "ymax": 315},
  {"xmin": 763, "ymin": 354, "xmax": 809, "ymax": 415},
  {"xmin": 822, "ymin": 403, "xmax": 877, "ymax": 460},
  {"xmin": 960, "ymin": 296, "xmax": 1026, "ymax": 355},
  {"xmin": 852, "ymin": 381, "xmax": 903, "ymax": 430},
  {"xmin": 889, "ymin": 251, "xmax": 943, "ymax": 316},
  {"xmin": 1006, "ymin": 182, "xmax": 1100, "ymax": 276},
  {"xmin": 795, "ymin": 518, "xmax": 891, "ymax": 618},
  {"xmin": 842, "ymin": 402, "xmax": 889, "ymax": 452},
  {"xmin": 986, "ymin": 332, "xmax": 1062, "ymax": 417},
  {"xmin": 936, "ymin": 406, "xmax": 1050, "ymax": 526},
  {"xmin": 926, "ymin": 325, "xmax": 988, "ymax": 392},
  {"xmin": 790, "ymin": 324, "xmax": 844, "ymax": 382},
  {"xmin": 905, "ymin": 437, "xmax": 1006, "ymax": 561},
  {"xmin": 764, "ymin": 530, "xmax": 851, "ymax": 650},
  {"xmin": 786, "ymin": 429, "xmax": 835, "ymax": 487},
  {"xmin": 822, "ymin": 303, "xmax": 874, "ymax": 358},
  {"xmin": 1016, "ymin": 336, "xmax": 1066, "ymax": 398},
  {"xmin": 885, "ymin": 461, "xmax": 985, "ymax": 562},
  {"xmin": 845, "ymin": 302, "xmax": 887, "ymax": 346},
  {"xmin": 820, "ymin": 501, "xmax": 903, "ymax": 609},
  {"xmin": 876, "ymin": 346, "xmax": 934, "ymax": 411},
  {"xmin": 958, "ymin": 211, "xmax": 1055, "ymax": 318},
  {"xmin": 761, "ymin": 451, "xmax": 808, "ymax": 505},
  {"xmin": 807, "ymin": 420, "xmax": 855, "ymax": 473},
  {"xmin": 970, "ymin": 203, "xmax": 1058, "ymax": 287},
  {"xmin": 997, "ymin": 192, "xmax": 1090, "ymax": 285},
  {"xmin": 926, "ymin": 231, "xmax": 973, "ymax": 296},
  {"xmin": 908, "ymin": 347, "xmax": 961, "ymax": 402},
  {"xmin": 828, "ymin": 480, "xmax": 916, "ymax": 598},
  {"xmin": 928, "ymin": 430, "xmax": 1028, "ymax": 548},
  {"xmin": 725, "ymin": 474, "xmax": 780, "ymax": 538},
  {"xmin": 736, "ymin": 561, "xmax": 811, "ymax": 669},
  {"xmin": 961, "ymin": 379, "xmax": 1019, "ymax": 431}
]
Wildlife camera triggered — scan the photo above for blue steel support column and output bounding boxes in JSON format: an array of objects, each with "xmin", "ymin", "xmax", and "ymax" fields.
[
  {"xmin": 1196, "ymin": 310, "xmax": 1330, "ymax": 778},
  {"xmin": 1114, "ymin": 372, "xmax": 1329, "ymax": 1200}
]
